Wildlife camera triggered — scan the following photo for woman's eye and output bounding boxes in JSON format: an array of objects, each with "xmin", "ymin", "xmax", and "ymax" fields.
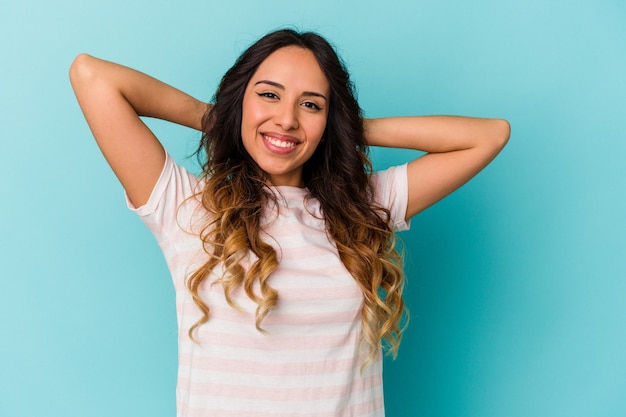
[
  {"xmin": 303, "ymin": 101, "xmax": 321, "ymax": 111},
  {"xmin": 257, "ymin": 92, "xmax": 278, "ymax": 99}
]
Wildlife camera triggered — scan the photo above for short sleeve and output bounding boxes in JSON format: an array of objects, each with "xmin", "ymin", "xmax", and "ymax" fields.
[
  {"xmin": 370, "ymin": 163, "xmax": 410, "ymax": 231},
  {"xmin": 126, "ymin": 153, "xmax": 200, "ymax": 242}
]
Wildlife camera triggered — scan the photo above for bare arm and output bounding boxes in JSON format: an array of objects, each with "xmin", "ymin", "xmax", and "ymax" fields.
[
  {"xmin": 69, "ymin": 54, "xmax": 209, "ymax": 207},
  {"xmin": 364, "ymin": 116, "xmax": 510, "ymax": 219}
]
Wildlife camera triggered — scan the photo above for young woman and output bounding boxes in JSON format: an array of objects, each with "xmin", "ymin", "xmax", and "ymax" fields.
[{"xmin": 70, "ymin": 29, "xmax": 509, "ymax": 417}]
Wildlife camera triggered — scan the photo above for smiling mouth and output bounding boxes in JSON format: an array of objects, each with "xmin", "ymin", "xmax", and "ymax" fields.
[{"xmin": 263, "ymin": 134, "xmax": 297, "ymax": 149}]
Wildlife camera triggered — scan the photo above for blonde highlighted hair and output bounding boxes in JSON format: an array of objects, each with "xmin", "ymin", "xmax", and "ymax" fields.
[{"xmin": 187, "ymin": 29, "xmax": 408, "ymax": 366}]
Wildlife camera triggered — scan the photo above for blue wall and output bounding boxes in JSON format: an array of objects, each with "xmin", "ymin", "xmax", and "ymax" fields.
[{"xmin": 1, "ymin": 1, "xmax": 625, "ymax": 416}]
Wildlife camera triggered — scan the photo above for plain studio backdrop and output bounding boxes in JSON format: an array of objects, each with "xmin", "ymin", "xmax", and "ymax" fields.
[{"xmin": 1, "ymin": 1, "xmax": 625, "ymax": 416}]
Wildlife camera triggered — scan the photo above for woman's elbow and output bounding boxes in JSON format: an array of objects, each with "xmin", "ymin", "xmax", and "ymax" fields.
[
  {"xmin": 69, "ymin": 53, "xmax": 96, "ymax": 86},
  {"xmin": 490, "ymin": 118, "xmax": 511, "ymax": 150}
]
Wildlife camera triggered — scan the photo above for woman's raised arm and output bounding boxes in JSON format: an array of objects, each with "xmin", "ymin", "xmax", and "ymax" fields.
[
  {"xmin": 69, "ymin": 54, "xmax": 209, "ymax": 207},
  {"xmin": 364, "ymin": 116, "xmax": 510, "ymax": 220}
]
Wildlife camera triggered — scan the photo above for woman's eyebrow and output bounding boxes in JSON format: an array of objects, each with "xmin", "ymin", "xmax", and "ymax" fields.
[{"xmin": 254, "ymin": 80, "xmax": 327, "ymax": 101}]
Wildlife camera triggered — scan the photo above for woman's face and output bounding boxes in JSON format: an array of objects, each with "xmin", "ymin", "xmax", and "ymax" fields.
[{"xmin": 241, "ymin": 46, "xmax": 330, "ymax": 187}]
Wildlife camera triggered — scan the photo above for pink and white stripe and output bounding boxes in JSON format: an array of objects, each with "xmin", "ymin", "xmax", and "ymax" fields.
[{"xmin": 128, "ymin": 153, "xmax": 409, "ymax": 417}]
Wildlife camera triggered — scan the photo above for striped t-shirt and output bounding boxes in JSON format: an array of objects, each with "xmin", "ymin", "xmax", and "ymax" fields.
[{"xmin": 129, "ymin": 153, "xmax": 409, "ymax": 417}]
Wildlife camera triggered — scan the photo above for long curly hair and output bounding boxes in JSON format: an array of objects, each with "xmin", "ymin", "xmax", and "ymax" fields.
[{"xmin": 187, "ymin": 29, "xmax": 407, "ymax": 365}]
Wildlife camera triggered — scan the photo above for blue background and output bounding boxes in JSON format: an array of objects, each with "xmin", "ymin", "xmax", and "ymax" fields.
[{"xmin": 1, "ymin": 1, "xmax": 625, "ymax": 416}]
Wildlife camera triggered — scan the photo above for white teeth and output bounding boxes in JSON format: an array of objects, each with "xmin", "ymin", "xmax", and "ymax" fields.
[{"xmin": 264, "ymin": 135, "xmax": 296, "ymax": 149}]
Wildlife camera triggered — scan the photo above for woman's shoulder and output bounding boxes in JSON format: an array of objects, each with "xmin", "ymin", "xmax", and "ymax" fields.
[
  {"xmin": 129, "ymin": 152, "xmax": 201, "ymax": 216},
  {"xmin": 370, "ymin": 163, "xmax": 408, "ymax": 192},
  {"xmin": 370, "ymin": 163, "xmax": 410, "ymax": 231}
]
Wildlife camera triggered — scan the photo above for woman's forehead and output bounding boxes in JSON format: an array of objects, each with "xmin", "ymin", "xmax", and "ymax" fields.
[{"xmin": 251, "ymin": 46, "xmax": 330, "ymax": 95}]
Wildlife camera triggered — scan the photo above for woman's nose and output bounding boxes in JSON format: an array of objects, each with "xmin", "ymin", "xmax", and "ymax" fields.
[{"xmin": 274, "ymin": 103, "xmax": 299, "ymax": 131}]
